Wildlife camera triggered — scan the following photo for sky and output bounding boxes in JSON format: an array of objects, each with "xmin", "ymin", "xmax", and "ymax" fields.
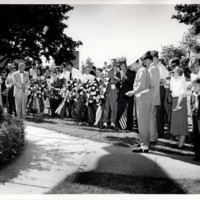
[{"xmin": 64, "ymin": 3, "xmax": 189, "ymax": 67}]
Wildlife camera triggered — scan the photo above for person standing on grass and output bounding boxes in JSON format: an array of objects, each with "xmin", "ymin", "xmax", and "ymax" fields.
[
  {"xmin": 190, "ymin": 78, "xmax": 200, "ymax": 161},
  {"xmin": 142, "ymin": 51, "xmax": 160, "ymax": 144},
  {"xmin": 13, "ymin": 63, "xmax": 30, "ymax": 119},
  {"xmin": 126, "ymin": 58, "xmax": 153, "ymax": 153},
  {"xmin": 169, "ymin": 58, "xmax": 188, "ymax": 148},
  {"xmin": 151, "ymin": 51, "xmax": 169, "ymax": 138},
  {"xmin": 5, "ymin": 64, "xmax": 17, "ymax": 116},
  {"xmin": 102, "ymin": 59, "xmax": 121, "ymax": 129},
  {"xmin": 117, "ymin": 58, "xmax": 136, "ymax": 131}
]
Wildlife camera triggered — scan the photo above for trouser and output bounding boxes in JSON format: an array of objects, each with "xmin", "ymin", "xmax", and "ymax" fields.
[
  {"xmin": 15, "ymin": 93, "xmax": 27, "ymax": 118},
  {"xmin": 117, "ymin": 94, "xmax": 134, "ymax": 130},
  {"xmin": 7, "ymin": 85, "xmax": 16, "ymax": 115},
  {"xmin": 102, "ymin": 88, "xmax": 118, "ymax": 123},
  {"xmin": 192, "ymin": 115, "xmax": 200, "ymax": 159},
  {"xmin": 156, "ymin": 85, "xmax": 166, "ymax": 135},
  {"xmin": 150, "ymin": 105, "xmax": 158, "ymax": 142},
  {"xmin": 136, "ymin": 92, "xmax": 152, "ymax": 146},
  {"xmin": 50, "ymin": 99, "xmax": 61, "ymax": 117}
]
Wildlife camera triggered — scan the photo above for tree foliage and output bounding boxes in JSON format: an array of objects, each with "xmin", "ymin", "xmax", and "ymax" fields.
[
  {"xmin": 85, "ymin": 57, "xmax": 94, "ymax": 67},
  {"xmin": 160, "ymin": 45, "xmax": 187, "ymax": 63},
  {"xmin": 179, "ymin": 28, "xmax": 200, "ymax": 56},
  {"xmin": 172, "ymin": 4, "xmax": 200, "ymax": 35},
  {"xmin": 0, "ymin": 5, "xmax": 82, "ymax": 68}
]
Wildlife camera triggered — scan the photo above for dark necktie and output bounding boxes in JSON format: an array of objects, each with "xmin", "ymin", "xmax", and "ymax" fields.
[{"xmin": 69, "ymin": 71, "xmax": 72, "ymax": 80}]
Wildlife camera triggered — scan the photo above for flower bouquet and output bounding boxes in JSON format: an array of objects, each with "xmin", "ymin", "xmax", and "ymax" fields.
[
  {"xmin": 55, "ymin": 79, "xmax": 78, "ymax": 116},
  {"xmin": 49, "ymin": 78, "xmax": 65, "ymax": 116},
  {"xmin": 27, "ymin": 77, "xmax": 48, "ymax": 114}
]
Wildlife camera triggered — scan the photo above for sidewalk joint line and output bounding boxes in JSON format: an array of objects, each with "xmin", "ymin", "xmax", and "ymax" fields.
[{"xmin": 0, "ymin": 180, "xmax": 50, "ymax": 189}]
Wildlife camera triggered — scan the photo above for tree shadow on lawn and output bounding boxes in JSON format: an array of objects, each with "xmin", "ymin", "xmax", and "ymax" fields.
[{"xmin": 0, "ymin": 139, "xmax": 84, "ymax": 183}]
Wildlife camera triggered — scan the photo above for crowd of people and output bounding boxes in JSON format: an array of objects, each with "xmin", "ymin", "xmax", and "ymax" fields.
[{"xmin": 0, "ymin": 50, "xmax": 200, "ymax": 161}]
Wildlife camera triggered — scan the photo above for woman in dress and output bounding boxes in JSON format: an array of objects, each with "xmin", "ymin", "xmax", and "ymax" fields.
[{"xmin": 169, "ymin": 58, "xmax": 188, "ymax": 148}]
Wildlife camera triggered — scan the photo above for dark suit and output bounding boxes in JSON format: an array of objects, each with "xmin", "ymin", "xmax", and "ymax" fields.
[
  {"xmin": 117, "ymin": 69, "xmax": 135, "ymax": 130},
  {"xmin": 191, "ymin": 93, "xmax": 200, "ymax": 159}
]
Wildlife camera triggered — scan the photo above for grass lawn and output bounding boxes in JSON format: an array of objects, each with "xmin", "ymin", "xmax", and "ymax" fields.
[
  {"xmin": 47, "ymin": 171, "xmax": 200, "ymax": 194},
  {"xmin": 25, "ymin": 115, "xmax": 138, "ymax": 147}
]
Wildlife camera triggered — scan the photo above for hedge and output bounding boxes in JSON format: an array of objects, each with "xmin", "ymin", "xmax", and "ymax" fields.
[{"xmin": 0, "ymin": 106, "xmax": 25, "ymax": 165}]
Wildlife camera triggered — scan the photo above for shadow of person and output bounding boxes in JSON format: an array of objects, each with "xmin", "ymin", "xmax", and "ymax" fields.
[{"xmin": 71, "ymin": 145, "xmax": 186, "ymax": 194}]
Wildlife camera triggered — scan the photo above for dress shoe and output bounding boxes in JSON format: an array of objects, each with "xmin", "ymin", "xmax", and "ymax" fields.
[
  {"xmin": 132, "ymin": 144, "xmax": 149, "ymax": 153},
  {"xmin": 102, "ymin": 123, "xmax": 107, "ymax": 129},
  {"xmin": 110, "ymin": 122, "xmax": 115, "ymax": 129}
]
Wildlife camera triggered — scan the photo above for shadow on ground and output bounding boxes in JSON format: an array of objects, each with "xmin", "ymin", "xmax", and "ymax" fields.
[
  {"xmin": 49, "ymin": 145, "xmax": 194, "ymax": 194},
  {"xmin": 26, "ymin": 116, "xmax": 57, "ymax": 124},
  {"xmin": 0, "ymin": 139, "xmax": 84, "ymax": 183},
  {"xmin": 64, "ymin": 171, "xmax": 185, "ymax": 194}
]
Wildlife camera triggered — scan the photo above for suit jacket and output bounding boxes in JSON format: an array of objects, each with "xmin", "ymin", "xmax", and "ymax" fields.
[
  {"xmin": 120, "ymin": 69, "xmax": 136, "ymax": 95},
  {"xmin": 148, "ymin": 63, "xmax": 161, "ymax": 106},
  {"xmin": 191, "ymin": 92, "xmax": 200, "ymax": 120},
  {"xmin": 13, "ymin": 71, "xmax": 29, "ymax": 97},
  {"xmin": 133, "ymin": 66, "xmax": 152, "ymax": 96}
]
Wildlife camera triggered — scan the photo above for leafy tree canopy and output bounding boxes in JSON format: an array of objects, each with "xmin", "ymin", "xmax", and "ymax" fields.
[
  {"xmin": 172, "ymin": 4, "xmax": 200, "ymax": 35},
  {"xmin": 0, "ymin": 5, "xmax": 82, "ymax": 69},
  {"xmin": 160, "ymin": 45, "xmax": 187, "ymax": 64}
]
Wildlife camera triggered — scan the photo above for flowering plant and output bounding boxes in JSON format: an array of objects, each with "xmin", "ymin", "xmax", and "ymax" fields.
[
  {"xmin": 63, "ymin": 79, "xmax": 78, "ymax": 103},
  {"xmin": 28, "ymin": 77, "xmax": 48, "ymax": 99},
  {"xmin": 85, "ymin": 79, "xmax": 101, "ymax": 105},
  {"xmin": 49, "ymin": 78, "xmax": 65, "ymax": 101}
]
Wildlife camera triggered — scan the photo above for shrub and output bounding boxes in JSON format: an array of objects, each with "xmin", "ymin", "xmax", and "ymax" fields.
[{"xmin": 0, "ymin": 106, "xmax": 25, "ymax": 165}]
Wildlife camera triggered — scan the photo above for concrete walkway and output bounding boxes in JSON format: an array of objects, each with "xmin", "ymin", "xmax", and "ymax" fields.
[{"xmin": 0, "ymin": 126, "xmax": 199, "ymax": 194}]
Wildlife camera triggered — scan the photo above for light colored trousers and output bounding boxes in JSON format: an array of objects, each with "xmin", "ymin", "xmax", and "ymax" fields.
[
  {"xmin": 150, "ymin": 105, "xmax": 158, "ymax": 142},
  {"xmin": 136, "ymin": 92, "xmax": 152, "ymax": 146},
  {"xmin": 15, "ymin": 93, "xmax": 27, "ymax": 118}
]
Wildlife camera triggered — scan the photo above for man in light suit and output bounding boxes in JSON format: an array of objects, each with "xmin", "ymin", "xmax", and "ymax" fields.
[
  {"xmin": 142, "ymin": 51, "xmax": 160, "ymax": 143},
  {"xmin": 126, "ymin": 59, "xmax": 153, "ymax": 152},
  {"xmin": 13, "ymin": 63, "xmax": 29, "ymax": 119}
]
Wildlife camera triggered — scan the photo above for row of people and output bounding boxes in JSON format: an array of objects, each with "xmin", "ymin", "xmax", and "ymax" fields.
[{"xmin": 0, "ymin": 52, "xmax": 200, "ymax": 161}]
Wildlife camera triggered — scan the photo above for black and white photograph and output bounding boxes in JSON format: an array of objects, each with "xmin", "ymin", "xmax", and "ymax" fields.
[{"xmin": 0, "ymin": 0, "xmax": 200, "ymax": 197}]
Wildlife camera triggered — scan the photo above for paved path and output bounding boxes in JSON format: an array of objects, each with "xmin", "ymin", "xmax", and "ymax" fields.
[{"xmin": 0, "ymin": 126, "xmax": 199, "ymax": 194}]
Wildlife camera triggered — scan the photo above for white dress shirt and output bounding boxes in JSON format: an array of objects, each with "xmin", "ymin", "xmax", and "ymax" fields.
[
  {"xmin": 59, "ymin": 72, "xmax": 68, "ymax": 80},
  {"xmin": 80, "ymin": 73, "xmax": 95, "ymax": 83},
  {"xmin": 64, "ymin": 68, "xmax": 81, "ymax": 81},
  {"xmin": 5, "ymin": 73, "xmax": 14, "ymax": 88},
  {"xmin": 156, "ymin": 61, "xmax": 169, "ymax": 80},
  {"xmin": 20, "ymin": 72, "xmax": 24, "ymax": 84},
  {"xmin": 170, "ymin": 75, "xmax": 187, "ymax": 97},
  {"xmin": 190, "ymin": 69, "xmax": 200, "ymax": 82},
  {"xmin": 30, "ymin": 68, "xmax": 36, "ymax": 77}
]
